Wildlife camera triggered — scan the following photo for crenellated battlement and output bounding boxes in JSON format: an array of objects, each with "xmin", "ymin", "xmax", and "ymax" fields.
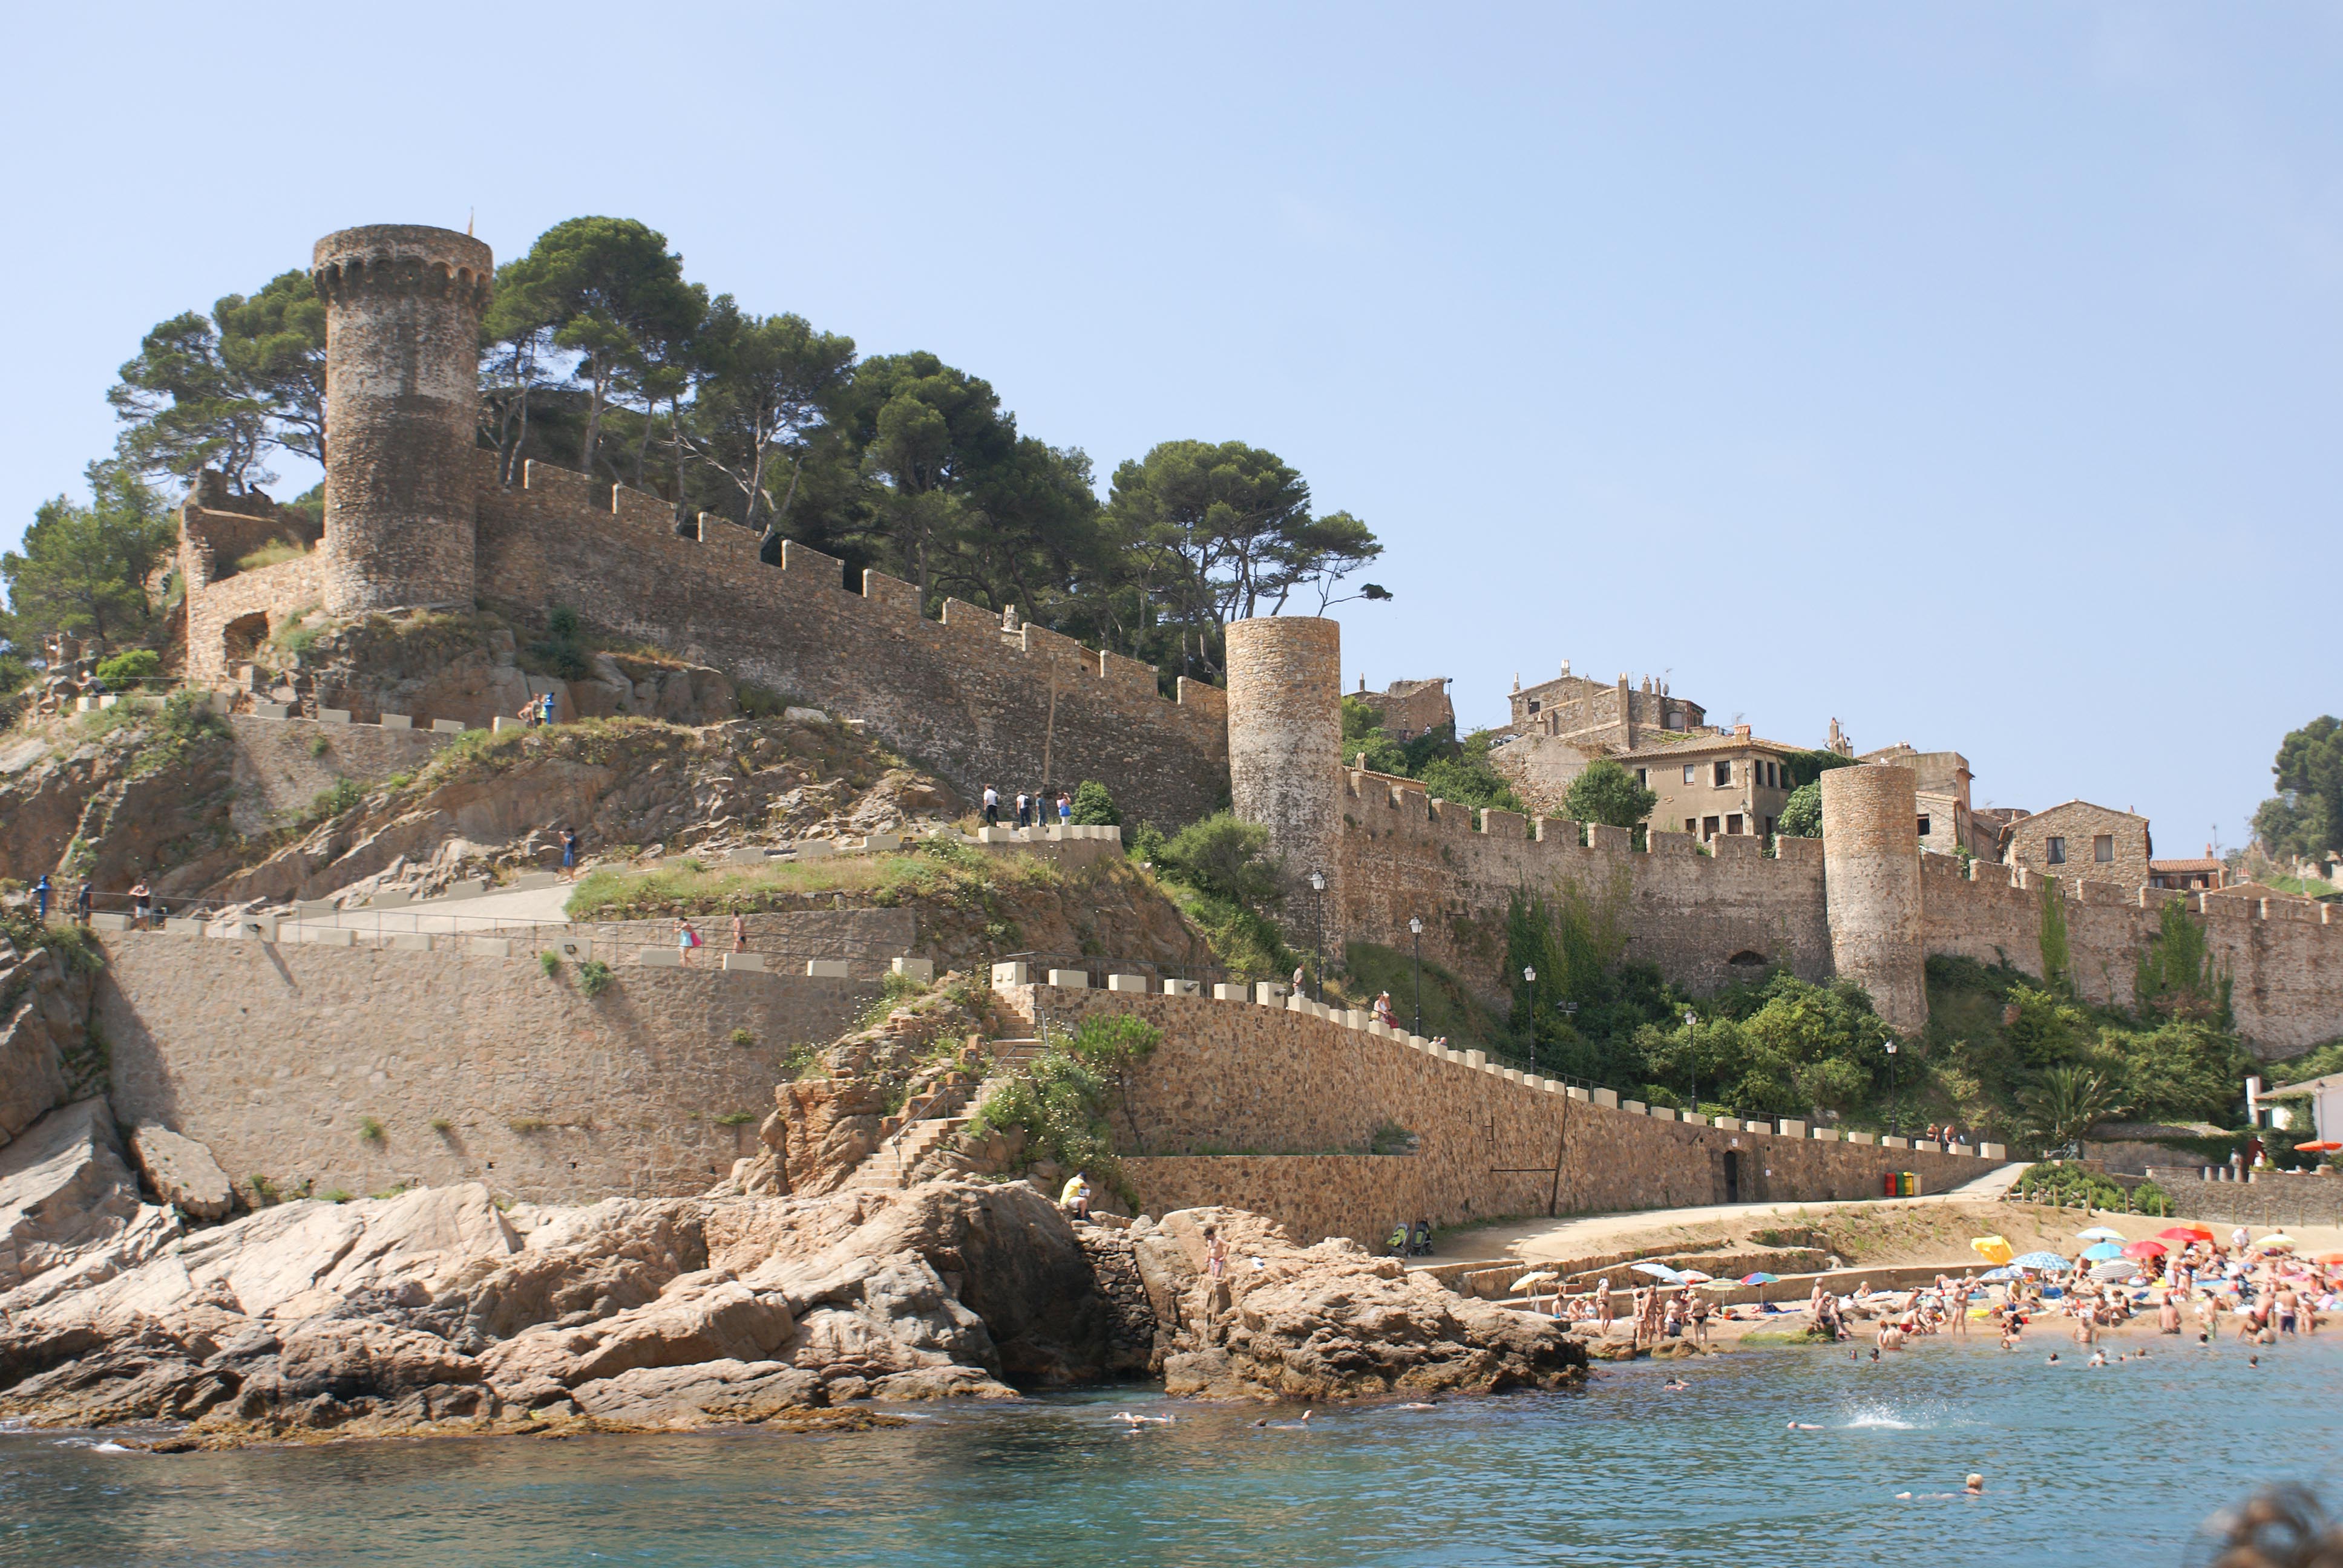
[{"xmin": 456, "ymin": 452, "xmax": 1230, "ymax": 825}]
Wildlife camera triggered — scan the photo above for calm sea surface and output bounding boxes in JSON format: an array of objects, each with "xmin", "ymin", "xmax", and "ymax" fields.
[{"xmin": 5, "ymin": 1336, "xmax": 2337, "ymax": 1567}]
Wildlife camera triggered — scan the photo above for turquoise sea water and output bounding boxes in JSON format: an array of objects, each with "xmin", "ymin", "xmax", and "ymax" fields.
[{"xmin": 6, "ymin": 1336, "xmax": 2338, "ymax": 1567}]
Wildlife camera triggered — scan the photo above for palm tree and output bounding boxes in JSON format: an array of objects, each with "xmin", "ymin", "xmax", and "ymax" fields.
[{"xmin": 2017, "ymin": 1065, "xmax": 2127, "ymax": 1157}]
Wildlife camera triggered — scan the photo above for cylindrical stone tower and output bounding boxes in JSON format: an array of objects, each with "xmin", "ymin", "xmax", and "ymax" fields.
[
  {"xmin": 1820, "ymin": 764, "xmax": 1927, "ymax": 1031},
  {"xmin": 1225, "ymin": 616, "xmax": 1345, "ymax": 959},
  {"xmin": 310, "ymin": 224, "xmax": 493, "ymax": 615}
]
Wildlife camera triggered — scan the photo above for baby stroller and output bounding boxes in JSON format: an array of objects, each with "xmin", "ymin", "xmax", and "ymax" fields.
[{"xmin": 1386, "ymin": 1218, "xmax": 1435, "ymax": 1258}]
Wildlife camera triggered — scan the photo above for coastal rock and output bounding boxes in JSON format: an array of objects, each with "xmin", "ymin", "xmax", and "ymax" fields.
[
  {"xmin": 128, "ymin": 1123, "xmax": 235, "ymax": 1221},
  {"xmin": 567, "ymin": 1358, "xmax": 829, "ymax": 1426},
  {"xmin": 1148, "ymin": 1207, "xmax": 1587, "ymax": 1402},
  {"xmin": 0, "ymin": 1098, "xmax": 143, "ymax": 1292}
]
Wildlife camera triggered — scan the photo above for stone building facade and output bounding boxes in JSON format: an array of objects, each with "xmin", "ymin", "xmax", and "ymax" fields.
[
  {"xmin": 1860, "ymin": 742, "xmax": 1975, "ymax": 857},
  {"xmin": 1506, "ymin": 662, "xmax": 1703, "ymax": 748},
  {"xmin": 2006, "ymin": 800, "xmax": 2152, "ymax": 886},
  {"xmin": 1622, "ymin": 727, "xmax": 1802, "ymax": 843},
  {"xmin": 1351, "ymin": 675, "xmax": 1452, "ymax": 739}
]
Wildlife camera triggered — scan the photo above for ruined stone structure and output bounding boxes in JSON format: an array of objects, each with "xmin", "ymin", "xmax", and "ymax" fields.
[{"xmin": 1351, "ymin": 675, "xmax": 1452, "ymax": 739}]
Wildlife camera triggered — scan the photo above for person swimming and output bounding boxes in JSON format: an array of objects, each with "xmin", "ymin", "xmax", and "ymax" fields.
[
  {"xmin": 1661, "ymin": 1378, "xmax": 1689, "ymax": 1391},
  {"xmin": 1787, "ymin": 1422, "xmax": 1823, "ymax": 1431},
  {"xmin": 1112, "ymin": 1411, "xmax": 1175, "ymax": 1425}
]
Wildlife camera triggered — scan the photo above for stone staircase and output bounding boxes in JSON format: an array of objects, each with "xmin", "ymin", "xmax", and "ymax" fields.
[{"xmin": 842, "ymin": 1038, "xmax": 1048, "ymax": 1191}]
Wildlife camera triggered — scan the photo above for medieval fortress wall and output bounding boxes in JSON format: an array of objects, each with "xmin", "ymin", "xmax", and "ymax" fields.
[{"xmin": 168, "ymin": 221, "xmax": 2343, "ymax": 1076}]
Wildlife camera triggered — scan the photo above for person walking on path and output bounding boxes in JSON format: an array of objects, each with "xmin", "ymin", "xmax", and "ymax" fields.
[
  {"xmin": 560, "ymin": 827, "xmax": 579, "ymax": 880},
  {"xmin": 1014, "ymin": 791, "xmax": 1031, "ymax": 829},
  {"xmin": 675, "ymin": 918, "xmax": 701, "ymax": 965},
  {"xmin": 129, "ymin": 880, "xmax": 152, "ymax": 929},
  {"xmin": 539, "ymin": 691, "xmax": 556, "ymax": 726},
  {"xmin": 1373, "ymin": 991, "xmax": 1397, "ymax": 1028},
  {"xmin": 982, "ymin": 786, "xmax": 1000, "ymax": 827},
  {"xmin": 33, "ymin": 874, "xmax": 50, "ymax": 921},
  {"xmin": 731, "ymin": 911, "xmax": 748, "ymax": 953},
  {"xmin": 1056, "ymin": 791, "xmax": 1072, "ymax": 826},
  {"xmin": 74, "ymin": 881, "xmax": 91, "ymax": 924}
]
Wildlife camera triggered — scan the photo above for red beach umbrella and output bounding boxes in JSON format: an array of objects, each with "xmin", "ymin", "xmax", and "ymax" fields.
[
  {"xmin": 2122, "ymin": 1240, "xmax": 2166, "ymax": 1259},
  {"xmin": 2158, "ymin": 1224, "xmax": 2215, "ymax": 1243},
  {"xmin": 2293, "ymin": 1141, "xmax": 2343, "ymax": 1154}
]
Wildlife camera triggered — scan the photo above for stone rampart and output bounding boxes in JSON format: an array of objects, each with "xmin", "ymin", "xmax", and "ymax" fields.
[
  {"xmin": 1334, "ymin": 768, "xmax": 1833, "ymax": 999},
  {"xmin": 184, "ymin": 553, "xmax": 323, "ymax": 684},
  {"xmin": 2139, "ymin": 1168, "xmax": 2343, "ymax": 1228},
  {"xmin": 1918, "ymin": 855, "xmax": 2343, "ymax": 1057},
  {"xmin": 1000, "ymin": 983, "xmax": 1988, "ymax": 1246},
  {"xmin": 95, "ymin": 930, "xmax": 877, "ymax": 1204},
  {"xmin": 470, "ymin": 454, "xmax": 1228, "ymax": 829}
]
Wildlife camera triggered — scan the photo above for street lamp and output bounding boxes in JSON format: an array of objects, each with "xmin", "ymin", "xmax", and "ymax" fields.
[
  {"xmin": 1884, "ymin": 1028, "xmax": 1901, "ymax": 1141},
  {"xmin": 1308, "ymin": 870, "xmax": 1326, "ymax": 1002},
  {"xmin": 1683, "ymin": 1010, "xmax": 1699, "ymax": 1120},
  {"xmin": 1408, "ymin": 916, "xmax": 1424, "ymax": 1036},
  {"xmin": 1524, "ymin": 965, "xmax": 1538, "ymax": 1074}
]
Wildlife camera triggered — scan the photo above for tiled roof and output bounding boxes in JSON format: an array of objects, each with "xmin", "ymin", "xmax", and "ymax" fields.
[
  {"xmin": 1617, "ymin": 734, "xmax": 1805, "ymax": 760},
  {"xmin": 2151, "ymin": 859, "xmax": 2224, "ymax": 874}
]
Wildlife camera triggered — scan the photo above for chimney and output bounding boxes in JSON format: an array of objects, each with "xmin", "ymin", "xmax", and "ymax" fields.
[{"xmin": 1734, "ymin": 724, "xmax": 1751, "ymax": 740}]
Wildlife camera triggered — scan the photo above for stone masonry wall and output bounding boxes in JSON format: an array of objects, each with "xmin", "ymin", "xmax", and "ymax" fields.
[
  {"xmin": 96, "ymin": 930, "xmax": 877, "ymax": 1204},
  {"xmin": 184, "ymin": 554, "xmax": 323, "ymax": 684},
  {"xmin": 1001, "ymin": 984, "xmax": 1987, "ymax": 1247},
  {"xmin": 224, "ymin": 714, "xmax": 452, "ymax": 834},
  {"xmin": 470, "ymin": 455, "xmax": 1229, "ymax": 829},
  {"xmin": 1917, "ymin": 854, "xmax": 2343, "ymax": 1057},
  {"xmin": 2138, "ymin": 1168, "xmax": 2343, "ymax": 1228},
  {"xmin": 1333, "ymin": 768, "xmax": 1834, "ymax": 1002}
]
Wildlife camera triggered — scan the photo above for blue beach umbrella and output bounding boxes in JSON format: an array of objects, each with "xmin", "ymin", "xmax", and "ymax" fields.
[
  {"xmin": 2082, "ymin": 1243, "xmax": 2126, "ymax": 1261},
  {"xmin": 1979, "ymin": 1266, "xmax": 2019, "ymax": 1281},
  {"xmin": 2011, "ymin": 1252, "xmax": 2071, "ymax": 1272}
]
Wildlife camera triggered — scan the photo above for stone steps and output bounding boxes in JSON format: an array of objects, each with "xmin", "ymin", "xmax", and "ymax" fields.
[{"xmin": 840, "ymin": 1038, "xmax": 1046, "ymax": 1191}]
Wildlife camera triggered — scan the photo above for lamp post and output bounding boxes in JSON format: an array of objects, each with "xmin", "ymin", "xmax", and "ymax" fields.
[
  {"xmin": 1683, "ymin": 1010, "xmax": 1699, "ymax": 1120},
  {"xmin": 1408, "ymin": 916, "xmax": 1424, "ymax": 1036},
  {"xmin": 1524, "ymin": 965, "xmax": 1538, "ymax": 1074},
  {"xmin": 1308, "ymin": 869, "xmax": 1326, "ymax": 1003},
  {"xmin": 1884, "ymin": 1029, "xmax": 1901, "ymax": 1141}
]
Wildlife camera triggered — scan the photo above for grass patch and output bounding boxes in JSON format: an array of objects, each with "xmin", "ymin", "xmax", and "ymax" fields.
[
  {"xmin": 234, "ymin": 538, "xmax": 312, "ymax": 573},
  {"xmin": 566, "ymin": 837, "xmax": 1058, "ymax": 923},
  {"xmin": 428, "ymin": 1117, "xmax": 453, "ymax": 1134},
  {"xmin": 508, "ymin": 1117, "xmax": 550, "ymax": 1133},
  {"xmin": 319, "ymin": 1189, "xmax": 355, "ymax": 1204},
  {"xmin": 307, "ymin": 777, "xmax": 366, "ymax": 822},
  {"xmin": 728, "ymin": 1027, "xmax": 756, "ymax": 1048},
  {"xmin": 1328, "ymin": 939, "xmax": 1512, "ymax": 1045},
  {"xmin": 577, "ymin": 959, "xmax": 613, "ymax": 998},
  {"xmin": 540, "ymin": 951, "xmax": 562, "ymax": 978},
  {"xmin": 715, "ymin": 1111, "xmax": 758, "ymax": 1126},
  {"xmin": 357, "ymin": 1116, "xmax": 385, "ymax": 1143}
]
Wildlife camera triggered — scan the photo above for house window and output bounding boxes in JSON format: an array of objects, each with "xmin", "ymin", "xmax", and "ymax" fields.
[
  {"xmin": 1714, "ymin": 760, "xmax": 1732, "ymax": 787},
  {"xmin": 2046, "ymin": 836, "xmax": 2066, "ymax": 864},
  {"xmin": 1726, "ymin": 813, "xmax": 1744, "ymax": 835},
  {"xmin": 1526, "ymin": 699, "xmax": 1540, "ymax": 714},
  {"xmin": 1770, "ymin": 762, "xmax": 1781, "ymax": 788},
  {"xmin": 2094, "ymin": 834, "xmax": 2114, "ymax": 863},
  {"xmin": 1763, "ymin": 815, "xmax": 1775, "ymax": 840},
  {"xmin": 1682, "ymin": 764, "xmax": 1696, "ymax": 785},
  {"xmin": 1685, "ymin": 818, "xmax": 1699, "ymax": 835},
  {"xmin": 1917, "ymin": 814, "xmax": 1932, "ymax": 838},
  {"xmin": 1666, "ymin": 711, "xmax": 1685, "ymax": 730},
  {"xmin": 1634, "ymin": 768, "xmax": 1648, "ymax": 787}
]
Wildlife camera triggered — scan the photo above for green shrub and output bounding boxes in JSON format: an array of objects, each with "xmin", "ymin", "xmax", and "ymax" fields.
[
  {"xmin": 234, "ymin": 538, "xmax": 311, "ymax": 573},
  {"xmin": 969, "ymin": 1050, "xmax": 1136, "ymax": 1209},
  {"xmin": 428, "ymin": 1116, "xmax": 453, "ymax": 1134},
  {"xmin": 508, "ymin": 1117, "xmax": 550, "ymax": 1133},
  {"xmin": 1070, "ymin": 779, "xmax": 1121, "ymax": 826},
  {"xmin": 715, "ymin": 1111, "xmax": 758, "ymax": 1126},
  {"xmin": 578, "ymin": 959, "xmax": 613, "ymax": 998},
  {"xmin": 309, "ymin": 777, "xmax": 365, "ymax": 821},
  {"xmin": 1778, "ymin": 783, "xmax": 1822, "ymax": 838},
  {"xmin": 94, "ymin": 649, "xmax": 161, "ymax": 689},
  {"xmin": 728, "ymin": 1027, "xmax": 756, "ymax": 1048},
  {"xmin": 539, "ymin": 951, "xmax": 562, "ymax": 977},
  {"xmin": 358, "ymin": 1116, "xmax": 384, "ymax": 1143}
]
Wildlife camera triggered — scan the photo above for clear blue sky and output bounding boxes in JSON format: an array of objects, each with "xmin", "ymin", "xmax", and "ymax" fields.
[{"xmin": 4, "ymin": 4, "xmax": 2336, "ymax": 851}]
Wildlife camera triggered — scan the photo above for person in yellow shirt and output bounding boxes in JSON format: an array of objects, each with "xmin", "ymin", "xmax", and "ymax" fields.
[{"xmin": 1060, "ymin": 1172, "xmax": 1091, "ymax": 1221}]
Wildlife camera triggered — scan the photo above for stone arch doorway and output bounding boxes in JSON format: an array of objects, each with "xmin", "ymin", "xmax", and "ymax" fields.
[{"xmin": 222, "ymin": 611, "xmax": 270, "ymax": 667}]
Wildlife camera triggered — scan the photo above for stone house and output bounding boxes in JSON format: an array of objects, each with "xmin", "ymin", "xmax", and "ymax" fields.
[
  {"xmin": 1622, "ymin": 726, "xmax": 1801, "ymax": 842},
  {"xmin": 1858, "ymin": 742, "xmax": 1976, "ymax": 857},
  {"xmin": 2005, "ymin": 800, "xmax": 2152, "ymax": 885},
  {"xmin": 1506, "ymin": 663, "xmax": 1703, "ymax": 748}
]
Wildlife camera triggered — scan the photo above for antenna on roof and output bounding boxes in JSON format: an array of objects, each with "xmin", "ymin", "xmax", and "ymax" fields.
[{"xmin": 467, "ymin": 207, "xmax": 476, "ymax": 237}]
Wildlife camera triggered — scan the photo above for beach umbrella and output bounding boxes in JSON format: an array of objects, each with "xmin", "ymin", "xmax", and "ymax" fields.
[
  {"xmin": 1741, "ymin": 1272, "xmax": 1780, "ymax": 1285},
  {"xmin": 1970, "ymin": 1235, "xmax": 2014, "ymax": 1265},
  {"xmin": 2293, "ymin": 1142, "xmax": 2343, "ymax": 1154},
  {"xmin": 2077, "ymin": 1227, "xmax": 2126, "ymax": 1242},
  {"xmin": 1631, "ymin": 1262, "xmax": 1685, "ymax": 1282},
  {"xmin": 2158, "ymin": 1225, "xmax": 2215, "ymax": 1244},
  {"xmin": 2090, "ymin": 1259, "xmax": 2141, "ymax": 1282},
  {"xmin": 2012, "ymin": 1251, "xmax": 2071, "ymax": 1272},
  {"xmin": 2256, "ymin": 1235, "xmax": 2298, "ymax": 1252},
  {"xmin": 2315, "ymin": 1253, "xmax": 2343, "ymax": 1267},
  {"xmin": 1676, "ymin": 1270, "xmax": 1714, "ymax": 1284},
  {"xmin": 2122, "ymin": 1240, "xmax": 2168, "ymax": 1259},
  {"xmin": 1979, "ymin": 1266, "xmax": 2019, "ymax": 1282},
  {"xmin": 2082, "ymin": 1243, "xmax": 2125, "ymax": 1261},
  {"xmin": 1510, "ymin": 1272, "xmax": 1559, "ymax": 1293}
]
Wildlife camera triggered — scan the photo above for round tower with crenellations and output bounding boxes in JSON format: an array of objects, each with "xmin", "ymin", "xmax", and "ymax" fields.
[
  {"xmin": 1820, "ymin": 763, "xmax": 1927, "ymax": 1031},
  {"xmin": 1225, "ymin": 616, "xmax": 1345, "ymax": 963},
  {"xmin": 310, "ymin": 224, "xmax": 493, "ymax": 615}
]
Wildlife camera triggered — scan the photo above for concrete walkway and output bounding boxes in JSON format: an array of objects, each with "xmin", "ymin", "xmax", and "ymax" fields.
[
  {"xmin": 1440, "ymin": 1162, "xmax": 2031, "ymax": 1265},
  {"xmin": 293, "ymin": 880, "xmax": 580, "ymax": 935}
]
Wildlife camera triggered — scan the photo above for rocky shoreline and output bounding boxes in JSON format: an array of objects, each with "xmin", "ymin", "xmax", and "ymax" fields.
[{"xmin": 0, "ymin": 1176, "xmax": 1584, "ymax": 1450}]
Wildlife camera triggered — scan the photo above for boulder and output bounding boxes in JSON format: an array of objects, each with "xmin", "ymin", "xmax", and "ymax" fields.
[
  {"xmin": 568, "ymin": 1357, "xmax": 830, "ymax": 1426},
  {"xmin": 0, "ymin": 944, "xmax": 76, "ymax": 1148},
  {"xmin": 128, "ymin": 1124, "xmax": 235, "ymax": 1221},
  {"xmin": 0, "ymin": 1098, "xmax": 142, "ymax": 1293},
  {"xmin": 1148, "ymin": 1207, "xmax": 1586, "ymax": 1402}
]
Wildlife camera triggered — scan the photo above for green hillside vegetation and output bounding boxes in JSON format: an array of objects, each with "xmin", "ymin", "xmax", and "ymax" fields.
[{"xmin": 1340, "ymin": 696, "xmax": 1522, "ymax": 814}]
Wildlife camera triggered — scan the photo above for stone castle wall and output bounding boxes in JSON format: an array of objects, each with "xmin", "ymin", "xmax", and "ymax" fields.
[
  {"xmin": 1333, "ymin": 768, "xmax": 1835, "ymax": 999},
  {"xmin": 1001, "ymin": 984, "xmax": 1987, "ymax": 1247},
  {"xmin": 96, "ymin": 930, "xmax": 877, "ymax": 1204},
  {"xmin": 468, "ymin": 455, "xmax": 1228, "ymax": 829},
  {"xmin": 1916, "ymin": 854, "xmax": 2343, "ymax": 1057},
  {"xmin": 223, "ymin": 713, "xmax": 451, "ymax": 834}
]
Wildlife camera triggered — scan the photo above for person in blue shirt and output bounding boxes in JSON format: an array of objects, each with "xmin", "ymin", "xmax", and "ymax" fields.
[{"xmin": 33, "ymin": 874, "xmax": 51, "ymax": 920}]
